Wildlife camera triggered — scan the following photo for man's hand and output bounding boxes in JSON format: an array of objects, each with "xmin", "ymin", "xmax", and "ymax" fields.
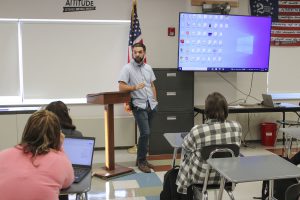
[
  {"xmin": 119, "ymin": 81, "xmax": 145, "ymax": 92},
  {"xmin": 124, "ymin": 103, "xmax": 132, "ymax": 114},
  {"xmin": 135, "ymin": 82, "xmax": 145, "ymax": 90}
]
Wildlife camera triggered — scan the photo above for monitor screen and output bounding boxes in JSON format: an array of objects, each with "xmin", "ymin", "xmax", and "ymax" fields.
[{"xmin": 178, "ymin": 13, "xmax": 272, "ymax": 72}]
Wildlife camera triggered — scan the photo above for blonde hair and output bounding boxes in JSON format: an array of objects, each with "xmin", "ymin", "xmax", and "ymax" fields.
[{"xmin": 20, "ymin": 110, "xmax": 61, "ymax": 159}]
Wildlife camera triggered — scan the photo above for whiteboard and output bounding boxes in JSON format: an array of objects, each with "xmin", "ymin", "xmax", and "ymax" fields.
[{"xmin": 22, "ymin": 21, "xmax": 129, "ymax": 99}]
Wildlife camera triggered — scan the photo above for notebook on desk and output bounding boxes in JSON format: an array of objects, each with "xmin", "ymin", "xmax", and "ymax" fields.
[
  {"xmin": 262, "ymin": 94, "xmax": 297, "ymax": 108},
  {"xmin": 63, "ymin": 136, "xmax": 95, "ymax": 183}
]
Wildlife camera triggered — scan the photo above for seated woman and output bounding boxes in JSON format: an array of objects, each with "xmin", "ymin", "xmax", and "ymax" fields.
[
  {"xmin": 176, "ymin": 92, "xmax": 242, "ymax": 194},
  {"xmin": 46, "ymin": 101, "xmax": 83, "ymax": 137},
  {"xmin": 0, "ymin": 110, "xmax": 74, "ymax": 200}
]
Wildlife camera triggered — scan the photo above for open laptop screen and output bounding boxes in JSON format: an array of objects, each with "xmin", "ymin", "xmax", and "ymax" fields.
[
  {"xmin": 63, "ymin": 137, "xmax": 95, "ymax": 166},
  {"xmin": 262, "ymin": 94, "xmax": 274, "ymax": 107}
]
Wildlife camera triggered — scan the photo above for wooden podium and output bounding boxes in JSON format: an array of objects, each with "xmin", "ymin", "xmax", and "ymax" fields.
[{"xmin": 87, "ymin": 91, "xmax": 134, "ymax": 179}]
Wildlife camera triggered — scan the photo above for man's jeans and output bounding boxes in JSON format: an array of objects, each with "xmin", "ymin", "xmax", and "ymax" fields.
[{"xmin": 132, "ymin": 106, "xmax": 157, "ymax": 162}]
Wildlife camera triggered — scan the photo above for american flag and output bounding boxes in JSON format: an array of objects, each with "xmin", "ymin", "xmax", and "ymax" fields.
[
  {"xmin": 250, "ymin": 0, "xmax": 300, "ymax": 46},
  {"xmin": 128, "ymin": 0, "xmax": 145, "ymax": 62}
]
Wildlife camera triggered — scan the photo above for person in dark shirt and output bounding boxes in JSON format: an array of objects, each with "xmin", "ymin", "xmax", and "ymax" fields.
[{"xmin": 45, "ymin": 101, "xmax": 83, "ymax": 137}]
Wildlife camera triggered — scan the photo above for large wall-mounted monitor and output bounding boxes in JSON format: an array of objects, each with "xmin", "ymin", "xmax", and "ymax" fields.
[{"xmin": 178, "ymin": 13, "xmax": 272, "ymax": 72}]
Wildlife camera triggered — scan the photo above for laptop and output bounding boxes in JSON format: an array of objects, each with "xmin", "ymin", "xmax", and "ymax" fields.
[
  {"xmin": 63, "ymin": 136, "xmax": 95, "ymax": 183},
  {"xmin": 262, "ymin": 94, "xmax": 297, "ymax": 108}
]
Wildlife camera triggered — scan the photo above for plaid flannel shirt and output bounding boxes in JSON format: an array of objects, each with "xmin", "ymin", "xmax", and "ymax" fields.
[{"xmin": 176, "ymin": 119, "xmax": 242, "ymax": 194}]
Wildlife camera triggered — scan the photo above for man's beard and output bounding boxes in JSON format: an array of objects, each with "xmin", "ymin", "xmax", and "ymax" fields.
[{"xmin": 134, "ymin": 56, "xmax": 144, "ymax": 64}]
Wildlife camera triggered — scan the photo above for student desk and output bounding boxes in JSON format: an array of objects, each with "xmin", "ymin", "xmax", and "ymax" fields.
[
  {"xmin": 163, "ymin": 132, "xmax": 187, "ymax": 167},
  {"xmin": 207, "ymin": 155, "xmax": 300, "ymax": 200},
  {"xmin": 60, "ymin": 172, "xmax": 92, "ymax": 200},
  {"xmin": 194, "ymin": 104, "xmax": 300, "ymax": 144}
]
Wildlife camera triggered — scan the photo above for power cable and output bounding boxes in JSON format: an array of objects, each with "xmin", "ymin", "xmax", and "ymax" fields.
[
  {"xmin": 216, "ymin": 72, "xmax": 261, "ymax": 103},
  {"xmin": 244, "ymin": 72, "xmax": 254, "ymax": 103}
]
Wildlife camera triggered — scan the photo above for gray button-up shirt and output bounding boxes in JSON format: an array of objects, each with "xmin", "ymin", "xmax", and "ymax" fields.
[{"xmin": 119, "ymin": 60, "xmax": 158, "ymax": 110}]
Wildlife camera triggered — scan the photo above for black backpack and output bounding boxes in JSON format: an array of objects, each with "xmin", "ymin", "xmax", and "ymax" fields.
[
  {"xmin": 262, "ymin": 178, "xmax": 298, "ymax": 200},
  {"xmin": 160, "ymin": 166, "xmax": 193, "ymax": 200}
]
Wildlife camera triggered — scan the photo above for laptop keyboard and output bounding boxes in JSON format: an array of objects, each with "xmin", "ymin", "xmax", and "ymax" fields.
[{"xmin": 73, "ymin": 166, "xmax": 90, "ymax": 183}]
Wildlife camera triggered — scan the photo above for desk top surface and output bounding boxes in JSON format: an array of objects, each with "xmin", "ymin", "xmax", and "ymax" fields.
[
  {"xmin": 60, "ymin": 172, "xmax": 92, "ymax": 195},
  {"xmin": 164, "ymin": 132, "xmax": 187, "ymax": 148},
  {"xmin": 207, "ymin": 155, "xmax": 300, "ymax": 183},
  {"xmin": 194, "ymin": 104, "xmax": 300, "ymax": 114}
]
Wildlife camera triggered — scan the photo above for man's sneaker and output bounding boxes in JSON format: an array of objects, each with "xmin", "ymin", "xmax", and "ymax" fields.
[{"xmin": 138, "ymin": 162, "xmax": 151, "ymax": 173}]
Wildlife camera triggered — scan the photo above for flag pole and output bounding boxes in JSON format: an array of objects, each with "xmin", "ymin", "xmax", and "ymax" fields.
[{"xmin": 128, "ymin": 0, "xmax": 138, "ymax": 154}]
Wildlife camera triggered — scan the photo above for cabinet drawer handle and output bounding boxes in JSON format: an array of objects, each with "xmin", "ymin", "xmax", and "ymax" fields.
[
  {"xmin": 166, "ymin": 92, "xmax": 176, "ymax": 96},
  {"xmin": 167, "ymin": 116, "xmax": 177, "ymax": 120},
  {"xmin": 167, "ymin": 73, "xmax": 176, "ymax": 77}
]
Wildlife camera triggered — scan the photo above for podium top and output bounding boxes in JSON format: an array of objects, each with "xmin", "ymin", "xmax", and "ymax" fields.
[{"xmin": 86, "ymin": 91, "xmax": 130, "ymax": 105}]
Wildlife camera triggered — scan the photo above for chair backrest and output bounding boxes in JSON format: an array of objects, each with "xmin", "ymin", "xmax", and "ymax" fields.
[
  {"xmin": 193, "ymin": 144, "xmax": 240, "ymax": 200},
  {"xmin": 200, "ymin": 144, "xmax": 240, "ymax": 160},
  {"xmin": 285, "ymin": 183, "xmax": 300, "ymax": 200}
]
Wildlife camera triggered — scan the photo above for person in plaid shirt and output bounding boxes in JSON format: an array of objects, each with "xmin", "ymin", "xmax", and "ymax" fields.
[{"xmin": 176, "ymin": 92, "xmax": 242, "ymax": 194}]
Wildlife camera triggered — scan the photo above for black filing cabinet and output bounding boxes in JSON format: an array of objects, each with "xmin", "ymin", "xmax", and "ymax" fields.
[{"xmin": 149, "ymin": 68, "xmax": 194, "ymax": 155}]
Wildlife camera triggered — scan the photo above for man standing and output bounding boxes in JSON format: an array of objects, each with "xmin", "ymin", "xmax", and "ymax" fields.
[{"xmin": 118, "ymin": 43, "xmax": 158, "ymax": 173}]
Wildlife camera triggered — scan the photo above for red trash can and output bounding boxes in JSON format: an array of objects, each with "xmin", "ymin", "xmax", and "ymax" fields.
[{"xmin": 260, "ymin": 122, "xmax": 277, "ymax": 146}]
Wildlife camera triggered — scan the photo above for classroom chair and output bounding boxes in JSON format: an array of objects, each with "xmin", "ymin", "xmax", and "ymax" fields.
[
  {"xmin": 275, "ymin": 112, "xmax": 300, "ymax": 146},
  {"xmin": 285, "ymin": 182, "xmax": 300, "ymax": 200},
  {"xmin": 192, "ymin": 144, "xmax": 240, "ymax": 200}
]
